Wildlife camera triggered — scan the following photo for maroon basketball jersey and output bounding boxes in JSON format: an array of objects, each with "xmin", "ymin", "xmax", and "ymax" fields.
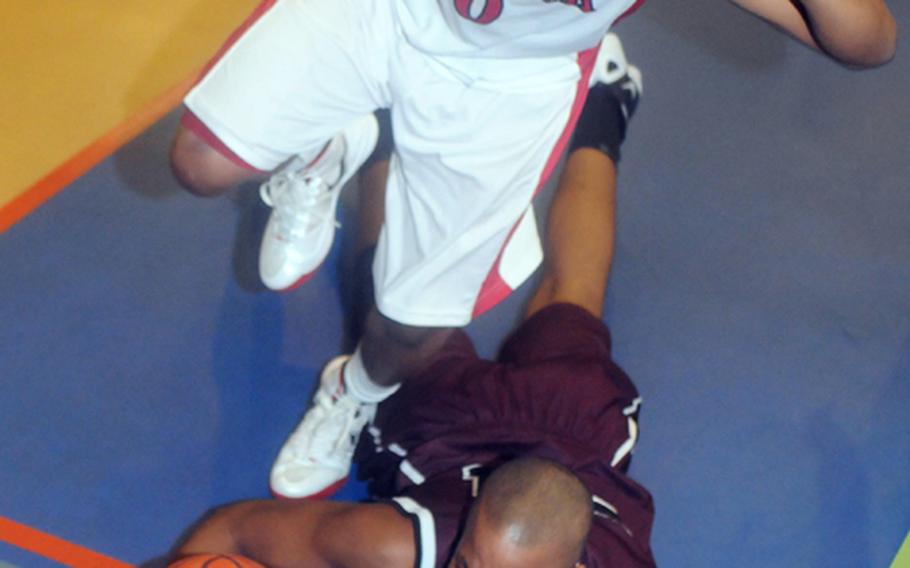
[{"xmin": 355, "ymin": 304, "xmax": 656, "ymax": 567}]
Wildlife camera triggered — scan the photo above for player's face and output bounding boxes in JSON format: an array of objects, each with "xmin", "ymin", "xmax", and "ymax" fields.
[{"xmin": 448, "ymin": 507, "xmax": 583, "ymax": 568}]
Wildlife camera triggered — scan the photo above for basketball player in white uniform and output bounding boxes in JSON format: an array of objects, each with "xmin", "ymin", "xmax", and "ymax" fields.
[{"xmin": 168, "ymin": 0, "xmax": 896, "ymax": 501}]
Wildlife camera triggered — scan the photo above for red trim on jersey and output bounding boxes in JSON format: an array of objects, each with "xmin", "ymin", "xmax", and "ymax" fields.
[
  {"xmin": 180, "ymin": 110, "xmax": 265, "ymax": 172},
  {"xmin": 471, "ymin": 218, "xmax": 523, "ymax": 319},
  {"xmin": 471, "ymin": 45, "xmax": 600, "ymax": 319},
  {"xmin": 182, "ymin": 0, "xmax": 279, "ymax": 172},
  {"xmin": 195, "ymin": 0, "xmax": 278, "ymax": 85}
]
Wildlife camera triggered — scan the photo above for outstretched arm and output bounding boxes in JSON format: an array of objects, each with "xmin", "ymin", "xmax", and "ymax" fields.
[
  {"xmin": 729, "ymin": 0, "xmax": 897, "ymax": 67},
  {"xmin": 524, "ymin": 147, "xmax": 617, "ymax": 320},
  {"xmin": 524, "ymin": 40, "xmax": 640, "ymax": 321},
  {"xmin": 173, "ymin": 499, "xmax": 415, "ymax": 568}
]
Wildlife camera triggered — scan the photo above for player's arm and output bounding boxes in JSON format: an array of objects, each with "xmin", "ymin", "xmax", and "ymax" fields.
[
  {"xmin": 524, "ymin": 38, "xmax": 639, "ymax": 320},
  {"xmin": 524, "ymin": 147, "xmax": 617, "ymax": 320},
  {"xmin": 174, "ymin": 499, "xmax": 415, "ymax": 568},
  {"xmin": 728, "ymin": 0, "xmax": 897, "ymax": 67}
]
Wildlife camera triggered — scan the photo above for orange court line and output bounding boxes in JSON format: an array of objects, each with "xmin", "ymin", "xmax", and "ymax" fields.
[
  {"xmin": 0, "ymin": 71, "xmax": 199, "ymax": 234},
  {"xmin": 0, "ymin": 515, "xmax": 134, "ymax": 567}
]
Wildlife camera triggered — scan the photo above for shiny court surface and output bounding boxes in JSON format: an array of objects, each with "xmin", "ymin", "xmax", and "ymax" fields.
[
  {"xmin": 0, "ymin": 1, "xmax": 256, "ymax": 223},
  {"xmin": 1, "ymin": 1, "xmax": 909, "ymax": 566}
]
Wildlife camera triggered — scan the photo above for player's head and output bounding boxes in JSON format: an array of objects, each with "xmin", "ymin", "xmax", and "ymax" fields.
[{"xmin": 448, "ymin": 457, "xmax": 592, "ymax": 568}]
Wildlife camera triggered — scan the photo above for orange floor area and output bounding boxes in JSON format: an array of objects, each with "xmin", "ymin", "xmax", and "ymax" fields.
[{"xmin": 0, "ymin": 1, "xmax": 256, "ymax": 223}]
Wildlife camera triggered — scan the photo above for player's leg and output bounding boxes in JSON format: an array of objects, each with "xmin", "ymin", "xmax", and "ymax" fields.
[
  {"xmin": 345, "ymin": 111, "xmax": 393, "ymax": 345},
  {"xmin": 361, "ymin": 34, "xmax": 645, "ymax": 385},
  {"xmin": 168, "ymin": 0, "xmax": 391, "ymax": 286},
  {"xmin": 265, "ymin": 110, "xmax": 397, "ymax": 498},
  {"xmin": 272, "ymin": 40, "xmax": 587, "ymax": 498},
  {"xmin": 348, "ymin": 114, "xmax": 457, "ymax": 383},
  {"xmin": 525, "ymin": 34, "xmax": 642, "ymax": 320},
  {"xmin": 358, "ymin": 310, "xmax": 455, "ymax": 385},
  {"xmin": 257, "ymin": 114, "xmax": 381, "ymax": 290},
  {"xmin": 271, "ymin": 35, "xmax": 614, "ymax": 500},
  {"xmin": 268, "ymin": 110, "xmax": 454, "ymax": 498},
  {"xmin": 170, "ymin": 123, "xmax": 264, "ymax": 197}
]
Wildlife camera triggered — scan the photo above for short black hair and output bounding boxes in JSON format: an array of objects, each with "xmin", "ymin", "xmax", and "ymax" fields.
[{"xmin": 474, "ymin": 456, "xmax": 593, "ymax": 564}]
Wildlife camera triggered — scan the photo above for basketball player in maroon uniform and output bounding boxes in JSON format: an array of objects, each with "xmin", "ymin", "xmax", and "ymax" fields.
[{"xmin": 169, "ymin": 42, "xmax": 655, "ymax": 568}]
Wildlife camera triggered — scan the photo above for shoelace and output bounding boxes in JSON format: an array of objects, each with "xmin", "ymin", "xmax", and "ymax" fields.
[
  {"xmin": 287, "ymin": 388, "xmax": 364, "ymax": 465},
  {"xmin": 259, "ymin": 172, "xmax": 341, "ymax": 241}
]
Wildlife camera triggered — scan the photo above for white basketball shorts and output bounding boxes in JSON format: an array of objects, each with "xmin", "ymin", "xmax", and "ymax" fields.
[{"xmin": 184, "ymin": 0, "xmax": 598, "ymax": 326}]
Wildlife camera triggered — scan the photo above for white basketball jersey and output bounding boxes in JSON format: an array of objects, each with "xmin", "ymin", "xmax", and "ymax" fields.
[{"xmin": 395, "ymin": 0, "xmax": 640, "ymax": 59}]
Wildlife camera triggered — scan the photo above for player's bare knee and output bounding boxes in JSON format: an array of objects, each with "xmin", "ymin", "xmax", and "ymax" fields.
[
  {"xmin": 170, "ymin": 129, "xmax": 249, "ymax": 197},
  {"xmin": 170, "ymin": 140, "xmax": 220, "ymax": 197}
]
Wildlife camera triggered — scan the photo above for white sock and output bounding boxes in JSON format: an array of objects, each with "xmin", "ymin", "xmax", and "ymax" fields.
[{"xmin": 343, "ymin": 347, "xmax": 400, "ymax": 404}]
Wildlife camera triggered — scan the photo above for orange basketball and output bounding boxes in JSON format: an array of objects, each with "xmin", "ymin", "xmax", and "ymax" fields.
[{"xmin": 169, "ymin": 553, "xmax": 266, "ymax": 568}]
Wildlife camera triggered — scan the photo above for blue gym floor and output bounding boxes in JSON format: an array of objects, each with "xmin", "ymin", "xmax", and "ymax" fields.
[{"xmin": 1, "ymin": 3, "xmax": 908, "ymax": 566}]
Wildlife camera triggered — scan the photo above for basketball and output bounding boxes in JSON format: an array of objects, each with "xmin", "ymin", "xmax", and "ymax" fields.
[{"xmin": 169, "ymin": 553, "xmax": 266, "ymax": 568}]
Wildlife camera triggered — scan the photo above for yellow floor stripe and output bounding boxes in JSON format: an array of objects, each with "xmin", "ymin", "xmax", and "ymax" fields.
[
  {"xmin": 892, "ymin": 530, "xmax": 910, "ymax": 568},
  {"xmin": 1, "ymin": 1, "xmax": 257, "ymax": 211}
]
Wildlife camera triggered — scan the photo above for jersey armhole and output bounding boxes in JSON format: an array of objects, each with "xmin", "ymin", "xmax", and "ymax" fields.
[{"xmin": 389, "ymin": 497, "xmax": 437, "ymax": 568}]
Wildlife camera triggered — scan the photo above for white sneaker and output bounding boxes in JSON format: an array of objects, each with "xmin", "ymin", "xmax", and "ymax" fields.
[
  {"xmin": 259, "ymin": 114, "xmax": 380, "ymax": 291},
  {"xmin": 270, "ymin": 355, "xmax": 376, "ymax": 499},
  {"xmin": 590, "ymin": 33, "xmax": 641, "ymax": 88},
  {"xmin": 589, "ymin": 33, "xmax": 642, "ymax": 129}
]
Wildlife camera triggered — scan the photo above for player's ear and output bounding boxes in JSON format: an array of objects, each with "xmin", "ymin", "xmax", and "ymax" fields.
[{"xmin": 575, "ymin": 563, "xmax": 586, "ymax": 568}]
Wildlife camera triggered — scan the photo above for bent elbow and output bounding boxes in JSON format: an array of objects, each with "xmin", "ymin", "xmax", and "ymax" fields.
[
  {"xmin": 876, "ymin": 15, "xmax": 899, "ymax": 65},
  {"xmin": 843, "ymin": 16, "xmax": 898, "ymax": 68}
]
